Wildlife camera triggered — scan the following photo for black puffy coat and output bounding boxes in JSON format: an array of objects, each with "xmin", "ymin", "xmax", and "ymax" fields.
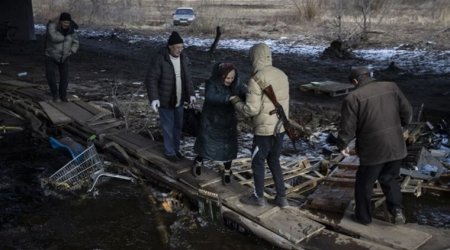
[
  {"xmin": 194, "ymin": 64, "xmax": 247, "ymax": 161},
  {"xmin": 145, "ymin": 47, "xmax": 194, "ymax": 108}
]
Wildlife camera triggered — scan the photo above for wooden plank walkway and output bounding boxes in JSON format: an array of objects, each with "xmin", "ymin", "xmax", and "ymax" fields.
[
  {"xmin": 0, "ymin": 81, "xmax": 435, "ymax": 250},
  {"xmin": 339, "ymin": 202, "xmax": 432, "ymax": 250},
  {"xmin": 38, "ymin": 101, "xmax": 72, "ymax": 125}
]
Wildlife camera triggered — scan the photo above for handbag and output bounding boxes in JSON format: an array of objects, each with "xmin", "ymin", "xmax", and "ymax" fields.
[{"xmin": 182, "ymin": 106, "xmax": 201, "ymax": 137}]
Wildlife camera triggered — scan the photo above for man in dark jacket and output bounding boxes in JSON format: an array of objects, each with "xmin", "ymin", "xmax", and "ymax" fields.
[
  {"xmin": 145, "ymin": 31, "xmax": 196, "ymax": 162},
  {"xmin": 338, "ymin": 66, "xmax": 412, "ymax": 225},
  {"xmin": 45, "ymin": 12, "xmax": 79, "ymax": 102}
]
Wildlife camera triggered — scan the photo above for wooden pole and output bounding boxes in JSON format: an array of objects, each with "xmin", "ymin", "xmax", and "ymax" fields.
[{"xmin": 208, "ymin": 26, "xmax": 222, "ymax": 56}]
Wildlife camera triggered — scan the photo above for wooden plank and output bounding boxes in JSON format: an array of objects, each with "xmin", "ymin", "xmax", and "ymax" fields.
[
  {"xmin": 90, "ymin": 120, "xmax": 124, "ymax": 133},
  {"xmin": 221, "ymin": 206, "xmax": 303, "ymax": 250},
  {"xmin": 260, "ymin": 207, "xmax": 325, "ymax": 244},
  {"xmin": 114, "ymin": 130, "xmax": 155, "ymax": 149},
  {"xmin": 196, "ymin": 175, "xmax": 251, "ymax": 200},
  {"xmin": 74, "ymin": 100, "xmax": 103, "ymax": 116},
  {"xmin": 87, "ymin": 117, "xmax": 118, "ymax": 126},
  {"xmin": 300, "ymin": 81, "xmax": 354, "ymax": 97},
  {"xmin": 306, "ymin": 186, "xmax": 354, "ymax": 213},
  {"xmin": 325, "ymin": 177, "xmax": 356, "ymax": 186},
  {"xmin": 286, "ymin": 177, "xmax": 322, "ymax": 195},
  {"xmin": 302, "ymin": 228, "xmax": 395, "ymax": 250},
  {"xmin": 48, "ymin": 101, "xmax": 95, "ymax": 123},
  {"xmin": 0, "ymin": 79, "xmax": 37, "ymax": 88},
  {"xmin": 38, "ymin": 101, "xmax": 72, "ymax": 125},
  {"xmin": 331, "ymin": 168, "xmax": 357, "ymax": 178},
  {"xmin": 17, "ymin": 87, "xmax": 51, "ymax": 102},
  {"xmin": 178, "ymin": 165, "xmax": 221, "ymax": 188},
  {"xmin": 338, "ymin": 203, "xmax": 432, "ymax": 250},
  {"xmin": 106, "ymin": 133, "xmax": 142, "ymax": 152},
  {"xmin": 223, "ymin": 195, "xmax": 277, "ymax": 218},
  {"xmin": 224, "ymin": 195, "xmax": 325, "ymax": 244}
]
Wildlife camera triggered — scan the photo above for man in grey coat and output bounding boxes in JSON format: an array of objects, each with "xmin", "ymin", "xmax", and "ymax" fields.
[
  {"xmin": 338, "ymin": 67, "xmax": 412, "ymax": 225},
  {"xmin": 145, "ymin": 31, "xmax": 196, "ymax": 162},
  {"xmin": 45, "ymin": 12, "xmax": 79, "ymax": 102}
]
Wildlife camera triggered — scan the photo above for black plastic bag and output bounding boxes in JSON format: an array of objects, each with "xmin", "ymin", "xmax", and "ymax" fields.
[{"xmin": 183, "ymin": 107, "xmax": 201, "ymax": 137}]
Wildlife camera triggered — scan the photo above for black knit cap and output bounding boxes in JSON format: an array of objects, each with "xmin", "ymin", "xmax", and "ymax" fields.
[
  {"xmin": 59, "ymin": 12, "xmax": 72, "ymax": 21},
  {"xmin": 168, "ymin": 31, "xmax": 184, "ymax": 45}
]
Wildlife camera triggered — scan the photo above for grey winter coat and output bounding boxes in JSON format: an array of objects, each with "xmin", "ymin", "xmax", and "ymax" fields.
[
  {"xmin": 45, "ymin": 21, "xmax": 79, "ymax": 63},
  {"xmin": 338, "ymin": 80, "xmax": 413, "ymax": 165},
  {"xmin": 145, "ymin": 47, "xmax": 194, "ymax": 108},
  {"xmin": 194, "ymin": 63, "xmax": 247, "ymax": 161}
]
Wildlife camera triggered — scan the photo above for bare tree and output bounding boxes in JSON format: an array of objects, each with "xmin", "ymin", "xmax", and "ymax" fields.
[
  {"xmin": 333, "ymin": 0, "xmax": 344, "ymax": 40},
  {"xmin": 356, "ymin": 0, "xmax": 372, "ymax": 41}
]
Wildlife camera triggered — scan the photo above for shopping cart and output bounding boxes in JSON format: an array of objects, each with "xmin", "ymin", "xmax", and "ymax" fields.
[{"xmin": 48, "ymin": 144, "xmax": 134, "ymax": 191}]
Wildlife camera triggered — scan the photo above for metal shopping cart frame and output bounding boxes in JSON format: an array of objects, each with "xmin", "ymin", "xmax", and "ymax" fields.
[{"xmin": 48, "ymin": 144, "xmax": 134, "ymax": 191}]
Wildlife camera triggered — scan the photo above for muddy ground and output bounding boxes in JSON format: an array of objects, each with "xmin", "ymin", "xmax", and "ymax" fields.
[{"xmin": 1, "ymin": 28, "xmax": 449, "ymax": 126}]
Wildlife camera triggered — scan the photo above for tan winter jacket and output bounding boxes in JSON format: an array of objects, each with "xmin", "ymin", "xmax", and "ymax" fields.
[{"xmin": 232, "ymin": 43, "xmax": 290, "ymax": 136}]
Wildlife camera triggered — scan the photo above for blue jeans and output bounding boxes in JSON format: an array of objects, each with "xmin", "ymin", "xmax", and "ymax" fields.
[
  {"xmin": 159, "ymin": 105, "xmax": 184, "ymax": 156},
  {"xmin": 251, "ymin": 133, "xmax": 286, "ymax": 198}
]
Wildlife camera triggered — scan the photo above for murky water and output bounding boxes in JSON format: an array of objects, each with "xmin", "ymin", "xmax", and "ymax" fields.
[{"xmin": 0, "ymin": 121, "xmax": 277, "ymax": 249}]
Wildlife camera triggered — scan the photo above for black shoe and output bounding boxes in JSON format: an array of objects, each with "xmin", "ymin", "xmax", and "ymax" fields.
[
  {"xmin": 239, "ymin": 194, "xmax": 266, "ymax": 207},
  {"xmin": 393, "ymin": 208, "xmax": 406, "ymax": 225},
  {"xmin": 165, "ymin": 155, "xmax": 179, "ymax": 162},
  {"xmin": 351, "ymin": 214, "xmax": 371, "ymax": 225},
  {"xmin": 192, "ymin": 161, "xmax": 202, "ymax": 177},
  {"xmin": 176, "ymin": 151, "xmax": 185, "ymax": 159},
  {"xmin": 222, "ymin": 169, "xmax": 232, "ymax": 185},
  {"xmin": 271, "ymin": 196, "xmax": 289, "ymax": 208}
]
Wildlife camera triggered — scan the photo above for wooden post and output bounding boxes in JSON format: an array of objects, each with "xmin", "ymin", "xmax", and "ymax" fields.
[{"xmin": 208, "ymin": 26, "xmax": 221, "ymax": 56}]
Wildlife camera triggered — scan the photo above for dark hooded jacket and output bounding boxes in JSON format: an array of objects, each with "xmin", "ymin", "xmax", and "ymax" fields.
[
  {"xmin": 338, "ymin": 79, "xmax": 413, "ymax": 165},
  {"xmin": 145, "ymin": 47, "xmax": 194, "ymax": 108},
  {"xmin": 194, "ymin": 63, "xmax": 247, "ymax": 161}
]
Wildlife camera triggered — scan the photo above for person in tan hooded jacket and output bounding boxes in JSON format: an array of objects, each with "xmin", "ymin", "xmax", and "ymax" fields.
[{"xmin": 230, "ymin": 43, "xmax": 290, "ymax": 207}]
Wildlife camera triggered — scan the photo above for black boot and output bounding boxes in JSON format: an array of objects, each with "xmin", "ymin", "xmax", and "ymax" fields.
[
  {"xmin": 192, "ymin": 160, "xmax": 202, "ymax": 177},
  {"xmin": 222, "ymin": 161, "xmax": 232, "ymax": 185}
]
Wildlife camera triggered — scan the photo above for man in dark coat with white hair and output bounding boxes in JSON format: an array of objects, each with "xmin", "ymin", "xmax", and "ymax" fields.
[
  {"xmin": 337, "ymin": 66, "xmax": 412, "ymax": 225},
  {"xmin": 145, "ymin": 31, "xmax": 196, "ymax": 162}
]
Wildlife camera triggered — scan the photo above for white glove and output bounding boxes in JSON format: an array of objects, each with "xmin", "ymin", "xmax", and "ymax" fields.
[
  {"xmin": 341, "ymin": 147, "xmax": 350, "ymax": 157},
  {"xmin": 189, "ymin": 96, "xmax": 196, "ymax": 104},
  {"xmin": 151, "ymin": 100, "xmax": 160, "ymax": 112}
]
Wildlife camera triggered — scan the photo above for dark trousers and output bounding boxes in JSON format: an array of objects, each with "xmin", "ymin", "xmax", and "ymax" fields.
[
  {"xmin": 159, "ymin": 105, "xmax": 184, "ymax": 156},
  {"xmin": 251, "ymin": 133, "xmax": 286, "ymax": 198},
  {"xmin": 355, "ymin": 160, "xmax": 403, "ymax": 224},
  {"xmin": 45, "ymin": 56, "xmax": 69, "ymax": 100}
]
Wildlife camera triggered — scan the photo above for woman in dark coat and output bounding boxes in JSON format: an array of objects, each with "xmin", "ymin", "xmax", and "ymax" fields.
[{"xmin": 192, "ymin": 63, "xmax": 247, "ymax": 185}]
